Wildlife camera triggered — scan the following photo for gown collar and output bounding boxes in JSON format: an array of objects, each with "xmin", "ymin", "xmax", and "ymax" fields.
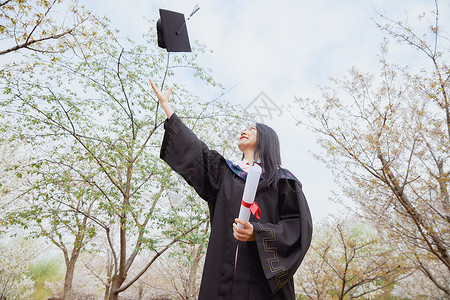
[{"xmin": 225, "ymin": 159, "xmax": 302, "ymax": 186}]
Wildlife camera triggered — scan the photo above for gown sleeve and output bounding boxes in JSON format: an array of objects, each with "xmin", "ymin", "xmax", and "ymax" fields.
[
  {"xmin": 160, "ymin": 113, "xmax": 223, "ymax": 202},
  {"xmin": 252, "ymin": 179, "xmax": 313, "ymax": 295}
]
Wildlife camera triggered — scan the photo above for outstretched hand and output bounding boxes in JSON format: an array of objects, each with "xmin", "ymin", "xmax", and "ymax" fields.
[
  {"xmin": 233, "ymin": 219, "xmax": 255, "ymax": 242},
  {"xmin": 149, "ymin": 79, "xmax": 173, "ymax": 105},
  {"xmin": 149, "ymin": 79, "xmax": 174, "ymax": 118}
]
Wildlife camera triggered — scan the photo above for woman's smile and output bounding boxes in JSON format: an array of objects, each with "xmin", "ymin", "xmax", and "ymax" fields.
[{"xmin": 238, "ymin": 126, "xmax": 257, "ymax": 152}]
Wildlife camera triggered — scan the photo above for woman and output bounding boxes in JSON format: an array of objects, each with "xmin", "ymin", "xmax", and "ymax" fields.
[{"xmin": 150, "ymin": 79, "xmax": 312, "ymax": 300}]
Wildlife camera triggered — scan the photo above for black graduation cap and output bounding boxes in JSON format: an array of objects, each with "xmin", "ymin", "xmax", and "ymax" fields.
[{"xmin": 157, "ymin": 9, "xmax": 191, "ymax": 52}]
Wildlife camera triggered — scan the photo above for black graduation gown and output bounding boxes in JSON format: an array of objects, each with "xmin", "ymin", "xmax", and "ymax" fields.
[{"xmin": 160, "ymin": 114, "xmax": 313, "ymax": 300}]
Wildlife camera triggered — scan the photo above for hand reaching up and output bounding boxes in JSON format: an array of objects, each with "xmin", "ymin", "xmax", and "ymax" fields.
[{"xmin": 149, "ymin": 79, "xmax": 174, "ymax": 119}]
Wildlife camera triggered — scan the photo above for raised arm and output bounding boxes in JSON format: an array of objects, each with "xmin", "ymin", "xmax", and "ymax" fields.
[{"xmin": 149, "ymin": 79, "xmax": 174, "ymax": 119}]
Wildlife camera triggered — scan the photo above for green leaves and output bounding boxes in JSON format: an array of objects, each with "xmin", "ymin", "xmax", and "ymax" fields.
[
  {"xmin": 295, "ymin": 3, "xmax": 450, "ymax": 296},
  {"xmin": 296, "ymin": 218, "xmax": 410, "ymax": 299},
  {"xmin": 0, "ymin": 2, "xmax": 246, "ymax": 296}
]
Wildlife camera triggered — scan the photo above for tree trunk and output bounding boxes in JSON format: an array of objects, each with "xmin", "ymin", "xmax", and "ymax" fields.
[
  {"xmin": 63, "ymin": 248, "xmax": 81, "ymax": 300},
  {"xmin": 104, "ymin": 285, "xmax": 110, "ymax": 300},
  {"xmin": 137, "ymin": 284, "xmax": 144, "ymax": 300},
  {"xmin": 186, "ymin": 248, "xmax": 202, "ymax": 300},
  {"xmin": 104, "ymin": 256, "xmax": 114, "ymax": 300},
  {"xmin": 109, "ymin": 279, "xmax": 119, "ymax": 300},
  {"xmin": 63, "ymin": 261, "xmax": 75, "ymax": 300},
  {"xmin": 109, "ymin": 274, "xmax": 126, "ymax": 300},
  {"xmin": 108, "ymin": 194, "xmax": 129, "ymax": 300}
]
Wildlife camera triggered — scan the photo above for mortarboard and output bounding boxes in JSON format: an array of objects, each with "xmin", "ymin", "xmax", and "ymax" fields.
[{"xmin": 157, "ymin": 9, "xmax": 191, "ymax": 52}]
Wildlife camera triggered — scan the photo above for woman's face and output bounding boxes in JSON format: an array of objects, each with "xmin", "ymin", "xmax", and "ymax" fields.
[{"xmin": 238, "ymin": 125, "xmax": 257, "ymax": 153}]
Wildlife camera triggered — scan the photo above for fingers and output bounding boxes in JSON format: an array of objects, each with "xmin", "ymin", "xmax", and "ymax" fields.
[
  {"xmin": 149, "ymin": 79, "xmax": 173, "ymax": 102},
  {"xmin": 233, "ymin": 223, "xmax": 247, "ymax": 241},
  {"xmin": 233, "ymin": 219, "xmax": 254, "ymax": 241},
  {"xmin": 149, "ymin": 79, "xmax": 173, "ymax": 94},
  {"xmin": 149, "ymin": 79, "xmax": 158, "ymax": 93},
  {"xmin": 234, "ymin": 218, "xmax": 248, "ymax": 227}
]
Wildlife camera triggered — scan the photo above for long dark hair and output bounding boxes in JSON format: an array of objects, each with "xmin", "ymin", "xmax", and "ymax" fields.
[{"xmin": 254, "ymin": 123, "xmax": 282, "ymax": 189}]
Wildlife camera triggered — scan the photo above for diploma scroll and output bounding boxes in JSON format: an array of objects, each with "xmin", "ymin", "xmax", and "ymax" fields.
[{"xmin": 237, "ymin": 164, "xmax": 262, "ymax": 228}]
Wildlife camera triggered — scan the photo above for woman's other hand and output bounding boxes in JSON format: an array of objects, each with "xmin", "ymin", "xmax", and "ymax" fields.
[{"xmin": 233, "ymin": 219, "xmax": 256, "ymax": 242}]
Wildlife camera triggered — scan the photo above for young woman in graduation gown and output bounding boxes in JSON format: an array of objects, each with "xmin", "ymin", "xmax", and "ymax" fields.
[{"xmin": 150, "ymin": 80, "xmax": 313, "ymax": 300}]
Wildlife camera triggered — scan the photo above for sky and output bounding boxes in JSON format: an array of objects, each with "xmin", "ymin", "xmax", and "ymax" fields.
[{"xmin": 86, "ymin": 0, "xmax": 449, "ymax": 221}]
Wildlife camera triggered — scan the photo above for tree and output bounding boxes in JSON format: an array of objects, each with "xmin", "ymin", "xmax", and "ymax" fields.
[
  {"xmin": 0, "ymin": 10, "xmax": 245, "ymax": 298},
  {"xmin": 295, "ymin": 230, "xmax": 331, "ymax": 300},
  {"xmin": 0, "ymin": 0, "xmax": 98, "ymax": 56},
  {"xmin": 158, "ymin": 194, "xmax": 209, "ymax": 300},
  {"xmin": 295, "ymin": 217, "xmax": 409, "ymax": 300},
  {"xmin": 0, "ymin": 6, "xmax": 109, "ymax": 296},
  {"xmin": 0, "ymin": 11, "xmax": 114, "ymax": 298},
  {"xmin": 0, "ymin": 123, "xmax": 37, "ymax": 299},
  {"xmin": 2, "ymin": 153, "xmax": 100, "ymax": 300},
  {"xmin": 0, "ymin": 122, "xmax": 27, "ymax": 218},
  {"xmin": 294, "ymin": 2, "xmax": 449, "ymax": 296},
  {"xmin": 0, "ymin": 233, "xmax": 36, "ymax": 299}
]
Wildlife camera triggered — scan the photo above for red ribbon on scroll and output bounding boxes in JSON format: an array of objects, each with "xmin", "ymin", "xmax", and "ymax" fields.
[{"xmin": 240, "ymin": 200, "xmax": 262, "ymax": 219}]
